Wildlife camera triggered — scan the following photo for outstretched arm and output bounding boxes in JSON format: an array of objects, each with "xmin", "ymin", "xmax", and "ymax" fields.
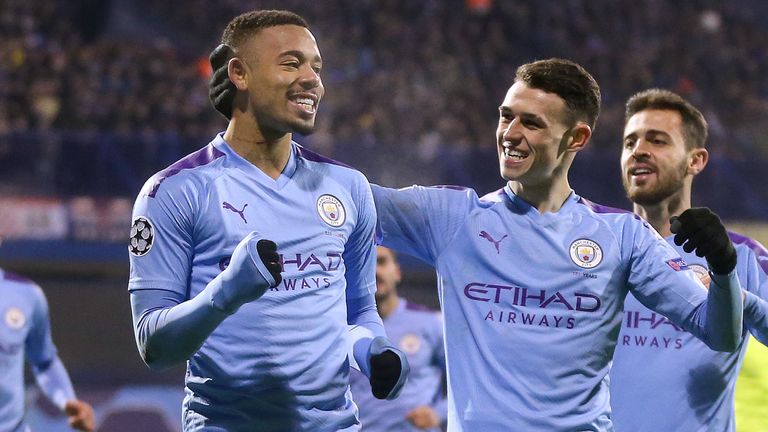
[{"xmin": 671, "ymin": 208, "xmax": 742, "ymax": 351}]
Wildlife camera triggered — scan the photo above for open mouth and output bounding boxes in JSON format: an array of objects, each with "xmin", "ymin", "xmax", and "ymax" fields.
[
  {"xmin": 289, "ymin": 94, "xmax": 318, "ymax": 115},
  {"xmin": 502, "ymin": 143, "xmax": 530, "ymax": 163},
  {"xmin": 628, "ymin": 166, "xmax": 655, "ymax": 181}
]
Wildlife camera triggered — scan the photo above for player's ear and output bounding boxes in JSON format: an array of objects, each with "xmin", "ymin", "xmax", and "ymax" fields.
[
  {"xmin": 687, "ymin": 147, "xmax": 708, "ymax": 175},
  {"xmin": 228, "ymin": 57, "xmax": 249, "ymax": 91},
  {"xmin": 564, "ymin": 123, "xmax": 592, "ymax": 153}
]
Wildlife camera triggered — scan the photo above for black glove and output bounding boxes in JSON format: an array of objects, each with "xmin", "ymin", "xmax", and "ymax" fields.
[
  {"xmin": 368, "ymin": 337, "xmax": 410, "ymax": 400},
  {"xmin": 256, "ymin": 239, "xmax": 283, "ymax": 286},
  {"xmin": 208, "ymin": 44, "xmax": 237, "ymax": 119},
  {"xmin": 670, "ymin": 207, "xmax": 736, "ymax": 275},
  {"xmin": 209, "ymin": 234, "xmax": 282, "ymax": 313}
]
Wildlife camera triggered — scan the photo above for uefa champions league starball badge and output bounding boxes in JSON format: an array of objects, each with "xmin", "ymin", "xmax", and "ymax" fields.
[
  {"xmin": 129, "ymin": 216, "xmax": 155, "ymax": 256},
  {"xmin": 316, "ymin": 194, "xmax": 346, "ymax": 227},
  {"xmin": 569, "ymin": 239, "xmax": 603, "ymax": 269}
]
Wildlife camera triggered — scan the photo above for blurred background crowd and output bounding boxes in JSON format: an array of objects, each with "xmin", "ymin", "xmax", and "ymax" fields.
[
  {"xmin": 1, "ymin": 1, "xmax": 767, "ymax": 430},
  {"xmin": 2, "ymin": 0, "xmax": 768, "ymax": 212}
]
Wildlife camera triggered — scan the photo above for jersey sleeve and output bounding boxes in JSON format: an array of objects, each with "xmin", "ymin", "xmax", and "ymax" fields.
[
  {"xmin": 128, "ymin": 176, "xmax": 197, "ymax": 296},
  {"xmin": 343, "ymin": 174, "xmax": 378, "ymax": 300},
  {"xmin": 739, "ymin": 241, "xmax": 768, "ymax": 344},
  {"xmin": 626, "ymin": 217, "xmax": 741, "ymax": 350},
  {"xmin": 428, "ymin": 312, "xmax": 447, "ymax": 421},
  {"xmin": 371, "ymin": 184, "xmax": 474, "ymax": 266},
  {"xmin": 624, "ymin": 218, "xmax": 709, "ymax": 327},
  {"xmin": 25, "ymin": 285, "xmax": 57, "ymax": 367},
  {"xmin": 26, "ymin": 285, "xmax": 76, "ymax": 409}
]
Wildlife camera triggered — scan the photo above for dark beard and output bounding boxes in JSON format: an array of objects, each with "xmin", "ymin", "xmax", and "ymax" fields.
[{"xmin": 624, "ymin": 160, "xmax": 688, "ymax": 206}]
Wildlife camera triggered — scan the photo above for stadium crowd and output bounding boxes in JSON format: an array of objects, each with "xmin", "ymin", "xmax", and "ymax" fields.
[{"xmin": 2, "ymin": 0, "xmax": 768, "ymax": 202}]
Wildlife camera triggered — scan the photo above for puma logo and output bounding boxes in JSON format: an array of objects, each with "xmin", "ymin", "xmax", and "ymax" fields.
[
  {"xmin": 479, "ymin": 230, "xmax": 507, "ymax": 254},
  {"xmin": 223, "ymin": 201, "xmax": 248, "ymax": 224}
]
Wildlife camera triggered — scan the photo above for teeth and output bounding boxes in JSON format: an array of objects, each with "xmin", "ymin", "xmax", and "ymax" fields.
[
  {"xmin": 633, "ymin": 168, "xmax": 652, "ymax": 175},
  {"xmin": 293, "ymin": 97, "xmax": 315, "ymax": 109},
  {"xmin": 504, "ymin": 148, "xmax": 528, "ymax": 160}
]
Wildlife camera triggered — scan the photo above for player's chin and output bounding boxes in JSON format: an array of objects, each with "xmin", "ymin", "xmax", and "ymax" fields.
[
  {"xmin": 291, "ymin": 118, "xmax": 317, "ymax": 136},
  {"xmin": 626, "ymin": 189, "xmax": 661, "ymax": 206},
  {"xmin": 498, "ymin": 164, "xmax": 523, "ymax": 182}
]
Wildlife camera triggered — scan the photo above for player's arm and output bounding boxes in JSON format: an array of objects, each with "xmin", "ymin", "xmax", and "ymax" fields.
[
  {"xmin": 371, "ymin": 184, "xmax": 474, "ymax": 266},
  {"xmin": 744, "ymin": 291, "xmax": 768, "ymax": 345},
  {"xmin": 347, "ymin": 294, "xmax": 409, "ymax": 399},
  {"xmin": 406, "ymin": 313, "xmax": 447, "ymax": 428},
  {"xmin": 345, "ymin": 178, "xmax": 409, "ymax": 400},
  {"xmin": 741, "ymin": 244, "xmax": 768, "ymax": 345},
  {"xmin": 670, "ymin": 208, "xmax": 743, "ymax": 351},
  {"xmin": 26, "ymin": 286, "xmax": 95, "ymax": 431},
  {"xmin": 429, "ymin": 313, "xmax": 448, "ymax": 423},
  {"xmin": 630, "ymin": 208, "xmax": 742, "ymax": 352},
  {"xmin": 131, "ymin": 234, "xmax": 281, "ymax": 370}
]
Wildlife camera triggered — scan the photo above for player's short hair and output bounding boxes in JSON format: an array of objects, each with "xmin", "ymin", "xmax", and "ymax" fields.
[
  {"xmin": 515, "ymin": 58, "xmax": 601, "ymax": 129},
  {"xmin": 625, "ymin": 89, "xmax": 708, "ymax": 149},
  {"xmin": 221, "ymin": 10, "xmax": 309, "ymax": 50}
]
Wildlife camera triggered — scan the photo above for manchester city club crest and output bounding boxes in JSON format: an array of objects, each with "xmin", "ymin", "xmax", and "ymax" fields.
[
  {"xmin": 689, "ymin": 264, "xmax": 712, "ymax": 289},
  {"xmin": 129, "ymin": 216, "xmax": 155, "ymax": 256},
  {"xmin": 316, "ymin": 194, "xmax": 346, "ymax": 227},
  {"xmin": 4, "ymin": 307, "xmax": 25, "ymax": 330},
  {"xmin": 569, "ymin": 239, "xmax": 603, "ymax": 269},
  {"xmin": 399, "ymin": 333, "xmax": 422, "ymax": 355}
]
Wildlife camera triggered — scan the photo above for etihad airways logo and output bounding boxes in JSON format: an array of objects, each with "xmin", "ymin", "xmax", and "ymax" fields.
[
  {"xmin": 463, "ymin": 283, "xmax": 602, "ymax": 312},
  {"xmin": 219, "ymin": 251, "xmax": 343, "ymax": 293}
]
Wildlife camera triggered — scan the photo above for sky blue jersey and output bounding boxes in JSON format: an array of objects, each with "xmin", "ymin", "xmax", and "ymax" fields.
[
  {"xmin": 128, "ymin": 134, "xmax": 378, "ymax": 431},
  {"xmin": 350, "ymin": 298, "xmax": 446, "ymax": 432},
  {"xmin": 610, "ymin": 232, "xmax": 768, "ymax": 432},
  {"xmin": 0, "ymin": 269, "xmax": 75, "ymax": 432},
  {"xmin": 372, "ymin": 184, "xmax": 741, "ymax": 432}
]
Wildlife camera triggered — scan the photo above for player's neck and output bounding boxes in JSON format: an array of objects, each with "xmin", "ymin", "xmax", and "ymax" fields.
[
  {"xmin": 377, "ymin": 293, "xmax": 399, "ymax": 319},
  {"xmin": 508, "ymin": 177, "xmax": 573, "ymax": 213},
  {"xmin": 224, "ymin": 118, "xmax": 292, "ymax": 180},
  {"xmin": 632, "ymin": 192, "xmax": 691, "ymax": 238}
]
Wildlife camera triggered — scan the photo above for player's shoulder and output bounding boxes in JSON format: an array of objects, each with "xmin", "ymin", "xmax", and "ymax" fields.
[
  {"xmin": 295, "ymin": 144, "xmax": 362, "ymax": 179},
  {"xmin": 0, "ymin": 269, "xmax": 35, "ymax": 288},
  {"xmin": 0, "ymin": 270, "xmax": 45, "ymax": 300},
  {"xmin": 574, "ymin": 195, "xmax": 664, "ymax": 241},
  {"xmin": 402, "ymin": 299, "xmax": 440, "ymax": 317},
  {"xmin": 575, "ymin": 196, "xmax": 647, "ymax": 226},
  {"xmin": 575, "ymin": 196, "xmax": 631, "ymax": 218},
  {"xmin": 478, "ymin": 188, "xmax": 509, "ymax": 205},
  {"xmin": 139, "ymin": 142, "xmax": 226, "ymax": 199},
  {"xmin": 728, "ymin": 230, "xmax": 768, "ymax": 272},
  {"xmin": 729, "ymin": 230, "xmax": 768, "ymax": 255}
]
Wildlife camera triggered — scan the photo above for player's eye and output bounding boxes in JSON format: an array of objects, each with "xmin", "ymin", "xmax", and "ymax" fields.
[{"xmin": 523, "ymin": 120, "xmax": 541, "ymax": 129}]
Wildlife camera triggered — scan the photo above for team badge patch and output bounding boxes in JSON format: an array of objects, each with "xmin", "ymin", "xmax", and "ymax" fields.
[
  {"xmin": 569, "ymin": 239, "xmax": 603, "ymax": 269},
  {"xmin": 666, "ymin": 257, "xmax": 689, "ymax": 272},
  {"xmin": 316, "ymin": 194, "xmax": 346, "ymax": 227},
  {"xmin": 689, "ymin": 264, "xmax": 711, "ymax": 289},
  {"xmin": 129, "ymin": 216, "xmax": 155, "ymax": 256},
  {"xmin": 4, "ymin": 307, "xmax": 25, "ymax": 330},
  {"xmin": 399, "ymin": 333, "xmax": 422, "ymax": 355}
]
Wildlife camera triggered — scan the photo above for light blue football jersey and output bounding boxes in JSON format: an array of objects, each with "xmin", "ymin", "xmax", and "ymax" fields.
[
  {"xmin": 350, "ymin": 298, "xmax": 446, "ymax": 432},
  {"xmin": 0, "ymin": 269, "xmax": 73, "ymax": 432},
  {"xmin": 610, "ymin": 232, "xmax": 768, "ymax": 432},
  {"xmin": 372, "ymin": 184, "xmax": 738, "ymax": 432},
  {"xmin": 128, "ymin": 134, "xmax": 377, "ymax": 431}
]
